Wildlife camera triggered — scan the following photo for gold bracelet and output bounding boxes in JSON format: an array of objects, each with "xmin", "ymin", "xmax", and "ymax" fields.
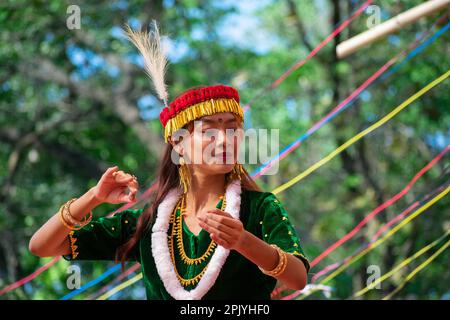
[
  {"xmin": 66, "ymin": 198, "xmax": 93, "ymax": 226},
  {"xmin": 64, "ymin": 198, "xmax": 81, "ymax": 224},
  {"xmin": 59, "ymin": 198, "xmax": 93, "ymax": 230},
  {"xmin": 270, "ymin": 248, "xmax": 287, "ymax": 276},
  {"xmin": 64, "ymin": 199, "xmax": 92, "ymax": 226},
  {"xmin": 59, "ymin": 204, "xmax": 82, "ymax": 230},
  {"xmin": 271, "ymin": 245, "xmax": 288, "ymax": 277},
  {"xmin": 259, "ymin": 244, "xmax": 288, "ymax": 277}
]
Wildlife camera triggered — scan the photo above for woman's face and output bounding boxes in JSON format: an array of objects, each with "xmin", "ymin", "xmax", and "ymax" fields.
[{"xmin": 172, "ymin": 112, "xmax": 243, "ymax": 176}]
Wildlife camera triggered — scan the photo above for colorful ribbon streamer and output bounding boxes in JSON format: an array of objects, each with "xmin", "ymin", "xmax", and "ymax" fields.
[
  {"xmin": 353, "ymin": 230, "xmax": 450, "ymax": 299},
  {"xmin": 381, "ymin": 14, "xmax": 450, "ymax": 80},
  {"xmin": 96, "ymin": 272, "xmax": 143, "ymax": 300},
  {"xmin": 60, "ymin": 263, "xmax": 122, "ymax": 300},
  {"xmin": 383, "ymin": 238, "xmax": 450, "ymax": 300},
  {"xmin": 310, "ymin": 182, "xmax": 449, "ymax": 285},
  {"xmin": 244, "ymin": 0, "xmax": 373, "ymax": 109},
  {"xmin": 252, "ymin": 18, "xmax": 450, "ymax": 178},
  {"xmin": 310, "ymin": 145, "xmax": 449, "ymax": 268},
  {"xmin": 87, "ymin": 263, "xmax": 141, "ymax": 300},
  {"xmin": 271, "ymin": 70, "xmax": 450, "ymax": 195},
  {"xmin": 0, "ymin": 256, "xmax": 61, "ymax": 296},
  {"xmin": 298, "ymin": 185, "xmax": 450, "ymax": 299}
]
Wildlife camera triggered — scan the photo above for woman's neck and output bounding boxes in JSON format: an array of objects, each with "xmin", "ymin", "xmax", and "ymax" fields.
[{"xmin": 185, "ymin": 172, "xmax": 226, "ymax": 215}]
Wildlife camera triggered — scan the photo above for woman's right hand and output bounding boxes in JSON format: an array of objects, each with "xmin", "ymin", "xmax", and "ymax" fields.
[{"xmin": 91, "ymin": 166, "xmax": 139, "ymax": 204}]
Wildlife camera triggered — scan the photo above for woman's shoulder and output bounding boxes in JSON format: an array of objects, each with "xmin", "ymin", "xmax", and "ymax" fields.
[
  {"xmin": 242, "ymin": 188, "xmax": 277, "ymax": 202},
  {"xmin": 241, "ymin": 188, "xmax": 280, "ymax": 213}
]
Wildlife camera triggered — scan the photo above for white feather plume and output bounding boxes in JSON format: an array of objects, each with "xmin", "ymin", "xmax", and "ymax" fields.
[{"xmin": 124, "ymin": 21, "xmax": 169, "ymax": 107}]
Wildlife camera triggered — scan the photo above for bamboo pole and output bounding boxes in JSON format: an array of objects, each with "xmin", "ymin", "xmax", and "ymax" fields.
[{"xmin": 337, "ymin": 0, "xmax": 450, "ymax": 58}]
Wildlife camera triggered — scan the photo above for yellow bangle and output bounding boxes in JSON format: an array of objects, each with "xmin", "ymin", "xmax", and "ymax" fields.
[
  {"xmin": 64, "ymin": 199, "xmax": 93, "ymax": 225},
  {"xmin": 59, "ymin": 198, "xmax": 93, "ymax": 230},
  {"xmin": 59, "ymin": 204, "xmax": 81, "ymax": 230},
  {"xmin": 259, "ymin": 244, "xmax": 288, "ymax": 277}
]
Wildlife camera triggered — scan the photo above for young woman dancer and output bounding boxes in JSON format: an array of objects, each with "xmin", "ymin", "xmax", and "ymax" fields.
[{"xmin": 29, "ymin": 23, "xmax": 309, "ymax": 300}]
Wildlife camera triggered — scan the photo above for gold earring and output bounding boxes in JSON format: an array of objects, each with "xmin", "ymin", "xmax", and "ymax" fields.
[
  {"xmin": 228, "ymin": 163, "xmax": 244, "ymax": 182},
  {"xmin": 178, "ymin": 156, "xmax": 190, "ymax": 193}
]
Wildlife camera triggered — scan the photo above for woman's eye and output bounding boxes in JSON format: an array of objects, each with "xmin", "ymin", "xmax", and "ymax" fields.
[
  {"xmin": 203, "ymin": 130, "xmax": 215, "ymax": 137},
  {"xmin": 226, "ymin": 128, "xmax": 238, "ymax": 135}
]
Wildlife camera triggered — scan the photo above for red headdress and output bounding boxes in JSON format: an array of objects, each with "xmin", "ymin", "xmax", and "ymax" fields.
[{"xmin": 125, "ymin": 22, "xmax": 244, "ymax": 143}]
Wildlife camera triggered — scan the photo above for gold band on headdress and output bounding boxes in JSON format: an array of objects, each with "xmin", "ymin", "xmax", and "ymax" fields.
[{"xmin": 164, "ymin": 98, "xmax": 244, "ymax": 142}]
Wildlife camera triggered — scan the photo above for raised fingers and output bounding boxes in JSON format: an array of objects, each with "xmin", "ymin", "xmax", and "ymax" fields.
[
  {"xmin": 198, "ymin": 219, "xmax": 233, "ymax": 243},
  {"xmin": 106, "ymin": 166, "xmax": 119, "ymax": 173},
  {"xmin": 205, "ymin": 209, "xmax": 240, "ymax": 228},
  {"xmin": 117, "ymin": 187, "xmax": 137, "ymax": 203},
  {"xmin": 128, "ymin": 177, "xmax": 139, "ymax": 190},
  {"xmin": 112, "ymin": 170, "xmax": 136, "ymax": 184},
  {"xmin": 100, "ymin": 166, "xmax": 118, "ymax": 180},
  {"xmin": 198, "ymin": 215, "xmax": 235, "ymax": 234}
]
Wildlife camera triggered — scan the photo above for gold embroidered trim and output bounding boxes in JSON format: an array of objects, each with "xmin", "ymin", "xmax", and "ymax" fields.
[
  {"xmin": 68, "ymin": 231, "xmax": 79, "ymax": 260},
  {"xmin": 164, "ymin": 98, "xmax": 244, "ymax": 142}
]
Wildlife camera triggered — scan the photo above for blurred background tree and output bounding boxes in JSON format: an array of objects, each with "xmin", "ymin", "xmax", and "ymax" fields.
[{"xmin": 0, "ymin": 0, "xmax": 448, "ymax": 299}]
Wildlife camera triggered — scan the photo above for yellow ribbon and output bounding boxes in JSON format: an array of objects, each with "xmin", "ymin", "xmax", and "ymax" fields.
[
  {"xmin": 353, "ymin": 230, "xmax": 450, "ymax": 298},
  {"xmin": 383, "ymin": 238, "xmax": 450, "ymax": 300},
  {"xmin": 298, "ymin": 185, "xmax": 449, "ymax": 299},
  {"xmin": 97, "ymin": 272, "xmax": 143, "ymax": 300}
]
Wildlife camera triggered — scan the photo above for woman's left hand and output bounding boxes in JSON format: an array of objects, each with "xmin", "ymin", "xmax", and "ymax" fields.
[{"xmin": 198, "ymin": 208, "xmax": 247, "ymax": 251}]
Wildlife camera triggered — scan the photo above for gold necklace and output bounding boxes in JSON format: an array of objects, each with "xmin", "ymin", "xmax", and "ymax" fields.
[
  {"xmin": 168, "ymin": 193, "xmax": 226, "ymax": 287},
  {"xmin": 177, "ymin": 194, "xmax": 226, "ymax": 265}
]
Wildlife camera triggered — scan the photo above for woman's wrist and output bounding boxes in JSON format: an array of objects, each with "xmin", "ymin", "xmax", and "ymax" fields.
[
  {"xmin": 234, "ymin": 230, "xmax": 250, "ymax": 253},
  {"xmin": 86, "ymin": 187, "xmax": 104, "ymax": 209},
  {"xmin": 68, "ymin": 187, "xmax": 103, "ymax": 220}
]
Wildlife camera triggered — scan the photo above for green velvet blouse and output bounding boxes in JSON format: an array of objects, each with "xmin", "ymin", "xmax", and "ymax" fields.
[{"xmin": 63, "ymin": 189, "xmax": 310, "ymax": 300}]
